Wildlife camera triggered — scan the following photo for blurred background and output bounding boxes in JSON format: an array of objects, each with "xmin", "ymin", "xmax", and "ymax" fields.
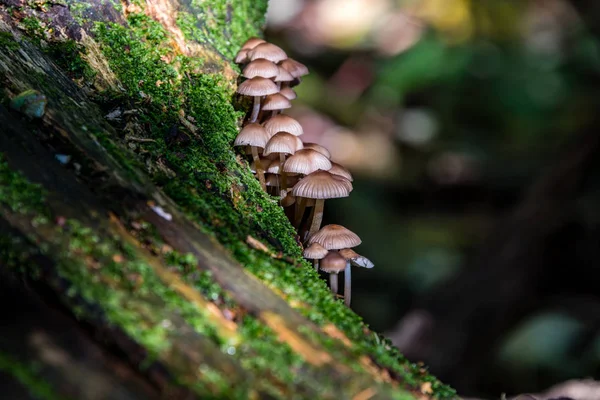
[{"xmin": 265, "ymin": 0, "xmax": 600, "ymax": 398}]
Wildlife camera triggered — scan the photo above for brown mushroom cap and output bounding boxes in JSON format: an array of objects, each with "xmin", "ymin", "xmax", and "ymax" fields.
[
  {"xmin": 242, "ymin": 59, "xmax": 280, "ymax": 79},
  {"xmin": 328, "ymin": 162, "xmax": 353, "ymax": 181},
  {"xmin": 279, "ymin": 58, "xmax": 309, "ymax": 78},
  {"xmin": 303, "ymin": 243, "xmax": 328, "ymax": 260},
  {"xmin": 234, "ymin": 48, "xmax": 249, "ymax": 64},
  {"xmin": 241, "ymin": 37, "xmax": 266, "ymax": 50},
  {"xmin": 264, "ymin": 114, "xmax": 304, "ymax": 137},
  {"xmin": 279, "ymin": 86, "xmax": 297, "ymax": 100},
  {"xmin": 274, "ymin": 66, "xmax": 294, "ymax": 83},
  {"xmin": 265, "ymin": 158, "xmax": 282, "ymax": 174},
  {"xmin": 281, "ymin": 190, "xmax": 296, "ymax": 207},
  {"xmin": 234, "ymin": 123, "xmax": 270, "ymax": 148},
  {"xmin": 319, "ymin": 251, "xmax": 347, "ymax": 273},
  {"xmin": 283, "ymin": 149, "xmax": 332, "ymax": 175},
  {"xmin": 248, "ymin": 43, "xmax": 287, "ymax": 63},
  {"xmin": 303, "ymin": 142, "xmax": 331, "ymax": 159},
  {"xmin": 292, "ymin": 170, "xmax": 351, "ymax": 199},
  {"xmin": 262, "ymin": 93, "xmax": 292, "ymax": 111},
  {"xmin": 263, "ymin": 132, "xmax": 303, "ymax": 156},
  {"xmin": 339, "ymin": 248, "xmax": 360, "ymax": 260},
  {"xmin": 308, "ymin": 224, "xmax": 362, "ymax": 250},
  {"xmin": 237, "ymin": 77, "xmax": 279, "ymax": 96}
]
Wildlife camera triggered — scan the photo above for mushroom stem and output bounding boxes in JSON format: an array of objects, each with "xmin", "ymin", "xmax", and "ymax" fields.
[
  {"xmin": 250, "ymin": 146, "xmax": 266, "ymax": 191},
  {"xmin": 308, "ymin": 199, "xmax": 324, "ymax": 238},
  {"xmin": 250, "ymin": 96, "xmax": 261, "ymax": 123},
  {"xmin": 329, "ymin": 273, "xmax": 338, "ymax": 295},
  {"xmin": 279, "ymin": 153, "xmax": 288, "ymax": 191},
  {"xmin": 313, "ymin": 259, "xmax": 319, "ymax": 272},
  {"xmin": 344, "ymin": 261, "xmax": 351, "ymax": 307},
  {"xmin": 294, "ymin": 197, "xmax": 307, "ymax": 228},
  {"xmin": 271, "ymin": 110, "xmax": 279, "ymax": 118}
]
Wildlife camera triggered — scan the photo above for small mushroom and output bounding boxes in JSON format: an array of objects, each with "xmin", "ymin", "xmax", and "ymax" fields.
[
  {"xmin": 263, "ymin": 114, "xmax": 304, "ymax": 137},
  {"xmin": 328, "ymin": 161, "xmax": 353, "ymax": 181},
  {"xmin": 279, "ymin": 58, "xmax": 309, "ymax": 79},
  {"xmin": 303, "ymin": 142, "xmax": 331, "ymax": 159},
  {"xmin": 308, "ymin": 224, "xmax": 362, "ymax": 250},
  {"xmin": 237, "ymin": 77, "xmax": 279, "ymax": 123},
  {"xmin": 263, "ymin": 131, "xmax": 303, "ymax": 192},
  {"xmin": 248, "ymin": 42, "xmax": 287, "ymax": 63},
  {"xmin": 283, "ymin": 149, "xmax": 332, "ymax": 176},
  {"xmin": 241, "ymin": 37, "xmax": 266, "ymax": 50},
  {"xmin": 320, "ymin": 251, "xmax": 347, "ymax": 295},
  {"xmin": 279, "ymin": 86, "xmax": 297, "ymax": 100},
  {"xmin": 273, "ymin": 65, "xmax": 294, "ymax": 91},
  {"xmin": 234, "ymin": 48, "xmax": 249, "ymax": 64},
  {"xmin": 242, "ymin": 58, "xmax": 280, "ymax": 79},
  {"xmin": 278, "ymin": 58, "xmax": 309, "ymax": 89},
  {"xmin": 303, "ymin": 242, "xmax": 328, "ymax": 271},
  {"xmin": 292, "ymin": 171, "xmax": 352, "ymax": 237},
  {"xmin": 262, "ymin": 93, "xmax": 292, "ymax": 118},
  {"xmin": 234, "ymin": 123, "xmax": 270, "ymax": 190}
]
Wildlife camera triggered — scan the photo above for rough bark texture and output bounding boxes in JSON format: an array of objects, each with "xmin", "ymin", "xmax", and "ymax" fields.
[{"xmin": 0, "ymin": 1, "xmax": 456, "ymax": 399}]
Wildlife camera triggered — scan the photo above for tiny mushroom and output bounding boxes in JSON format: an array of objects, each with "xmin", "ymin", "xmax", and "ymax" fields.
[
  {"xmin": 303, "ymin": 242, "xmax": 328, "ymax": 271},
  {"xmin": 303, "ymin": 142, "xmax": 331, "ymax": 159},
  {"xmin": 273, "ymin": 65, "xmax": 295, "ymax": 91},
  {"xmin": 263, "ymin": 114, "xmax": 304, "ymax": 137},
  {"xmin": 241, "ymin": 37, "xmax": 266, "ymax": 50},
  {"xmin": 242, "ymin": 58, "xmax": 280, "ymax": 79},
  {"xmin": 308, "ymin": 224, "xmax": 362, "ymax": 250},
  {"xmin": 262, "ymin": 93, "xmax": 292, "ymax": 118},
  {"xmin": 263, "ymin": 131, "xmax": 303, "ymax": 192},
  {"xmin": 234, "ymin": 123, "xmax": 271, "ymax": 190},
  {"xmin": 320, "ymin": 251, "xmax": 347, "ymax": 295},
  {"xmin": 248, "ymin": 42, "xmax": 287, "ymax": 63},
  {"xmin": 292, "ymin": 171, "xmax": 351, "ymax": 237},
  {"xmin": 328, "ymin": 161, "xmax": 353, "ymax": 181},
  {"xmin": 279, "ymin": 86, "xmax": 297, "ymax": 100},
  {"xmin": 235, "ymin": 37, "xmax": 266, "ymax": 64},
  {"xmin": 234, "ymin": 48, "xmax": 249, "ymax": 64},
  {"xmin": 237, "ymin": 77, "xmax": 279, "ymax": 123},
  {"xmin": 279, "ymin": 58, "xmax": 310, "ymax": 88}
]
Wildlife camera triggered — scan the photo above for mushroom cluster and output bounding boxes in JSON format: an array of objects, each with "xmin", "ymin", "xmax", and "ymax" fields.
[{"xmin": 233, "ymin": 38, "xmax": 374, "ymax": 308}]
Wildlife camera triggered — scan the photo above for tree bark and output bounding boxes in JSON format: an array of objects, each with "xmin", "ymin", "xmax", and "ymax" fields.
[{"xmin": 0, "ymin": 1, "xmax": 454, "ymax": 399}]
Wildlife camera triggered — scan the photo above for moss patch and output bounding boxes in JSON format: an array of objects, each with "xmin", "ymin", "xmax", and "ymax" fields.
[{"xmin": 0, "ymin": 352, "xmax": 68, "ymax": 400}]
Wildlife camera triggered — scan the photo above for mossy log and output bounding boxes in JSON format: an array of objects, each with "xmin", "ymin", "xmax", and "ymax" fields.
[{"xmin": 0, "ymin": 1, "xmax": 456, "ymax": 399}]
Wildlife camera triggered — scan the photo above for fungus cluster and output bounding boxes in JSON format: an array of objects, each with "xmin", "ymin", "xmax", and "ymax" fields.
[{"xmin": 233, "ymin": 38, "xmax": 374, "ymax": 308}]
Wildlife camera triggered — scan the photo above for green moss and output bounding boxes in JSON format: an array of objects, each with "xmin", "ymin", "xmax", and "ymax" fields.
[
  {"xmin": 88, "ymin": 9, "xmax": 456, "ymax": 399},
  {"xmin": 0, "ymin": 31, "xmax": 20, "ymax": 51},
  {"xmin": 0, "ymin": 156, "xmax": 48, "ymax": 215},
  {"xmin": 0, "ymin": 352, "xmax": 69, "ymax": 400},
  {"xmin": 178, "ymin": 0, "xmax": 268, "ymax": 59},
  {"xmin": 44, "ymin": 40, "xmax": 96, "ymax": 82}
]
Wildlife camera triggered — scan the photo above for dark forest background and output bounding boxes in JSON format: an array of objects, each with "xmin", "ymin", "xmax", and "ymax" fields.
[{"xmin": 266, "ymin": 0, "xmax": 600, "ymax": 397}]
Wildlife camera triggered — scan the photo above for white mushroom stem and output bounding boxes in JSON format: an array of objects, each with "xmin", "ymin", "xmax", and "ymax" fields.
[
  {"xmin": 279, "ymin": 153, "xmax": 288, "ymax": 191},
  {"xmin": 250, "ymin": 146, "xmax": 266, "ymax": 191},
  {"xmin": 329, "ymin": 273, "xmax": 338, "ymax": 294},
  {"xmin": 312, "ymin": 259, "xmax": 319, "ymax": 272},
  {"xmin": 308, "ymin": 199, "xmax": 324, "ymax": 238},
  {"xmin": 250, "ymin": 96, "xmax": 261, "ymax": 123},
  {"xmin": 344, "ymin": 261, "xmax": 351, "ymax": 307},
  {"xmin": 271, "ymin": 110, "xmax": 279, "ymax": 118}
]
